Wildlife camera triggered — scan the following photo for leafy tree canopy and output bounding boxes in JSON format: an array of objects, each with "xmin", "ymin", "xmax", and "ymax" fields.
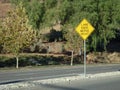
[
  {"xmin": 9, "ymin": 0, "xmax": 120, "ymax": 52},
  {"xmin": 0, "ymin": 2, "xmax": 36, "ymax": 68}
]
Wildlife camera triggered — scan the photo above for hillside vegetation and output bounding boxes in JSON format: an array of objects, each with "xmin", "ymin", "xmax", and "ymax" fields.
[
  {"xmin": 8, "ymin": 0, "xmax": 120, "ymax": 51},
  {"xmin": 0, "ymin": 0, "xmax": 120, "ymax": 67}
]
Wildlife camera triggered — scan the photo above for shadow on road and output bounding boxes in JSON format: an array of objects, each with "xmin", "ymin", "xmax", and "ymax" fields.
[
  {"xmin": 41, "ymin": 84, "xmax": 85, "ymax": 90},
  {"xmin": 0, "ymin": 79, "xmax": 25, "ymax": 85}
]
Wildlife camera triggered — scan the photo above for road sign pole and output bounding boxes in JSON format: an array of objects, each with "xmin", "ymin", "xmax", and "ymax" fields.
[
  {"xmin": 75, "ymin": 18, "xmax": 94, "ymax": 77},
  {"xmin": 84, "ymin": 40, "xmax": 86, "ymax": 77}
]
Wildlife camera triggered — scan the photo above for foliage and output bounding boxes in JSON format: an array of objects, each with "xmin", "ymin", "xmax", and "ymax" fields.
[
  {"xmin": 0, "ymin": 0, "xmax": 120, "ymax": 68},
  {"xmin": 62, "ymin": 24, "xmax": 83, "ymax": 66},
  {"xmin": 0, "ymin": 21, "xmax": 3, "ymax": 53},
  {"xmin": 26, "ymin": 0, "xmax": 45, "ymax": 29},
  {"xmin": 63, "ymin": 28, "xmax": 83, "ymax": 54},
  {"xmin": 87, "ymin": 0, "xmax": 119, "ymax": 51},
  {"xmin": 58, "ymin": 0, "xmax": 74, "ymax": 25},
  {"xmin": 63, "ymin": 0, "xmax": 120, "ymax": 51},
  {"xmin": 46, "ymin": 29, "xmax": 63, "ymax": 42},
  {"xmin": 0, "ymin": 2, "xmax": 36, "ymax": 68},
  {"xmin": 0, "ymin": 55, "xmax": 81, "ymax": 67},
  {"xmin": 0, "ymin": 21, "xmax": 3, "ymax": 45},
  {"xmin": 9, "ymin": 0, "xmax": 120, "ymax": 52}
]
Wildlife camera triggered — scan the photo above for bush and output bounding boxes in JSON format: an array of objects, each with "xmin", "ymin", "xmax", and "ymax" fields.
[
  {"xmin": 0, "ymin": 56, "xmax": 15, "ymax": 67},
  {"xmin": 0, "ymin": 55, "xmax": 82, "ymax": 68}
]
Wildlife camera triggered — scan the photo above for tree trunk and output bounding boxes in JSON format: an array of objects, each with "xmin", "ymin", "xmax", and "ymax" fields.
[
  {"xmin": 71, "ymin": 51, "xmax": 74, "ymax": 66},
  {"xmin": 16, "ymin": 56, "xmax": 19, "ymax": 69}
]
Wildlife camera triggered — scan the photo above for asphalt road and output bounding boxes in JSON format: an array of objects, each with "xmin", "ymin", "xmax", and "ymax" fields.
[
  {"xmin": 0, "ymin": 64, "xmax": 120, "ymax": 85},
  {"xmin": 18, "ymin": 75, "xmax": 120, "ymax": 90}
]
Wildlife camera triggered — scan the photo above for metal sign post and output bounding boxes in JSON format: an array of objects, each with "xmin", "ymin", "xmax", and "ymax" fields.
[{"xmin": 84, "ymin": 40, "xmax": 86, "ymax": 77}]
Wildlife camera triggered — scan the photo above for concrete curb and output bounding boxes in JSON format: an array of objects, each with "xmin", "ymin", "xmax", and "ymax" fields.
[{"xmin": 0, "ymin": 71, "xmax": 120, "ymax": 90}]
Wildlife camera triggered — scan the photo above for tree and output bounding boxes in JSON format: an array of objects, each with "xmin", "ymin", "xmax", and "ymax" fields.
[
  {"xmin": 58, "ymin": 0, "xmax": 74, "ymax": 25},
  {"xmin": 87, "ymin": 0, "xmax": 119, "ymax": 51},
  {"xmin": 0, "ymin": 21, "xmax": 3, "ymax": 53},
  {"xmin": 0, "ymin": 21, "xmax": 2, "ymax": 43},
  {"xmin": 63, "ymin": 25, "xmax": 83, "ymax": 66},
  {"xmin": 62, "ymin": 0, "xmax": 120, "ymax": 52},
  {"xmin": 9, "ymin": 0, "xmax": 120, "ymax": 52},
  {"xmin": 26, "ymin": 0, "xmax": 45, "ymax": 29},
  {"xmin": 10, "ymin": 0, "xmax": 44, "ymax": 29},
  {"xmin": 0, "ymin": 2, "xmax": 36, "ymax": 68}
]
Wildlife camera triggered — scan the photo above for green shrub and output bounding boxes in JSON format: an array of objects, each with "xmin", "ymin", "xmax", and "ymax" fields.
[{"xmin": 0, "ymin": 55, "xmax": 82, "ymax": 68}]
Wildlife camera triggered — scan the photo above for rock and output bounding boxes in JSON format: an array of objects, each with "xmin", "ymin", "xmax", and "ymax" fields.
[
  {"xmin": 108, "ymin": 52, "xmax": 120, "ymax": 63},
  {"xmin": 87, "ymin": 52, "xmax": 120, "ymax": 64}
]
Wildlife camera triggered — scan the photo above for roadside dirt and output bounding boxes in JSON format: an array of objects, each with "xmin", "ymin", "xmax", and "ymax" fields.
[
  {"xmin": 0, "ymin": 1, "xmax": 11, "ymax": 18},
  {"xmin": 87, "ymin": 52, "xmax": 120, "ymax": 64}
]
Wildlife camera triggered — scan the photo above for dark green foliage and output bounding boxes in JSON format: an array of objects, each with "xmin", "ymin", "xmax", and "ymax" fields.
[
  {"xmin": 47, "ymin": 29, "xmax": 63, "ymax": 42},
  {"xmin": 87, "ymin": 0, "xmax": 119, "ymax": 51},
  {"xmin": 26, "ymin": 0, "xmax": 45, "ymax": 29},
  {"xmin": 9, "ymin": 0, "xmax": 120, "ymax": 52},
  {"xmin": 66, "ymin": 0, "xmax": 120, "ymax": 52},
  {"xmin": 0, "ymin": 56, "xmax": 16, "ymax": 67},
  {"xmin": 0, "ymin": 55, "xmax": 81, "ymax": 67},
  {"xmin": 0, "ymin": 0, "xmax": 120, "ymax": 68},
  {"xmin": 44, "ymin": 0, "xmax": 57, "ymax": 9},
  {"xmin": 59, "ymin": 0, "xmax": 74, "ymax": 25}
]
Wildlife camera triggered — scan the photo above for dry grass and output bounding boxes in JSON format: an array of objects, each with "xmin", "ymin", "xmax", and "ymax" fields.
[{"xmin": 0, "ymin": 53, "xmax": 66, "ymax": 58}]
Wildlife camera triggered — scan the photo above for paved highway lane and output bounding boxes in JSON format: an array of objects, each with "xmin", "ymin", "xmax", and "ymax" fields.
[{"xmin": 0, "ymin": 64, "xmax": 120, "ymax": 84}]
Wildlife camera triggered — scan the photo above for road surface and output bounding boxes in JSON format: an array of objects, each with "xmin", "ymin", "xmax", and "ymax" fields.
[
  {"xmin": 0, "ymin": 64, "xmax": 120, "ymax": 85},
  {"xmin": 16, "ymin": 75, "xmax": 120, "ymax": 90}
]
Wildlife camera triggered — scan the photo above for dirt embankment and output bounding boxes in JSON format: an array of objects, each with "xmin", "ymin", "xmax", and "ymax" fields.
[
  {"xmin": 0, "ymin": 1, "xmax": 11, "ymax": 19},
  {"xmin": 87, "ymin": 52, "xmax": 120, "ymax": 64}
]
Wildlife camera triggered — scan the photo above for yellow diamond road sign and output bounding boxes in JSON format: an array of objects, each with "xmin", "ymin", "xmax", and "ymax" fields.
[{"xmin": 75, "ymin": 19, "xmax": 94, "ymax": 40}]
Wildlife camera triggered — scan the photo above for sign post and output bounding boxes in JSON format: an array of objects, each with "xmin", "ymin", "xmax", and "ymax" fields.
[
  {"xmin": 84, "ymin": 40, "xmax": 86, "ymax": 76},
  {"xmin": 75, "ymin": 19, "xmax": 94, "ymax": 77}
]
